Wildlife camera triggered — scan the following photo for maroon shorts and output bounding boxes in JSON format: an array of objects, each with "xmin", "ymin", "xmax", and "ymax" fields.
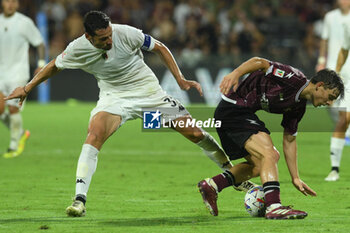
[{"xmin": 214, "ymin": 100, "xmax": 270, "ymax": 160}]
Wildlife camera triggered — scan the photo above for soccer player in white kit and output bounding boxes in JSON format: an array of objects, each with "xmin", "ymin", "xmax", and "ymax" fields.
[
  {"xmin": 6, "ymin": 11, "xmax": 255, "ymax": 217},
  {"xmin": 0, "ymin": 0, "xmax": 46, "ymax": 158},
  {"xmin": 330, "ymin": 17, "xmax": 350, "ymax": 181},
  {"xmin": 316, "ymin": 0, "xmax": 350, "ymax": 181}
]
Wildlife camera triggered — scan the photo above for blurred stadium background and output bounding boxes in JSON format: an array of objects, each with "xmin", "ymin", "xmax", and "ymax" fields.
[{"xmin": 12, "ymin": 0, "xmax": 336, "ymax": 104}]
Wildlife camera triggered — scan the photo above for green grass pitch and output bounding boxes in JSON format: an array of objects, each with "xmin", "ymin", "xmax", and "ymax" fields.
[{"xmin": 0, "ymin": 102, "xmax": 349, "ymax": 233}]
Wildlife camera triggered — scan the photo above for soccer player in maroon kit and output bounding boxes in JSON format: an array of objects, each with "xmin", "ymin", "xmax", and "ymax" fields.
[{"xmin": 198, "ymin": 57, "xmax": 344, "ymax": 219}]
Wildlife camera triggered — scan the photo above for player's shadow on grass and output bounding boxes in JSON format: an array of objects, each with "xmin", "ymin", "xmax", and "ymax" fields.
[
  {"xmin": 0, "ymin": 215, "xmax": 261, "ymax": 226},
  {"xmin": 0, "ymin": 217, "xmax": 90, "ymax": 224},
  {"xmin": 99, "ymin": 215, "xmax": 260, "ymax": 227}
]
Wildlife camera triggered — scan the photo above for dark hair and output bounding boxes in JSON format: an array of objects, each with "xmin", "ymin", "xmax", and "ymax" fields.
[
  {"xmin": 83, "ymin": 11, "xmax": 110, "ymax": 36},
  {"xmin": 310, "ymin": 69, "xmax": 344, "ymax": 99}
]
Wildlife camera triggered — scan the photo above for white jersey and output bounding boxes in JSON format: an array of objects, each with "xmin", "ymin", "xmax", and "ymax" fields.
[
  {"xmin": 322, "ymin": 9, "xmax": 350, "ymax": 74},
  {"xmin": 55, "ymin": 24, "xmax": 162, "ymax": 98},
  {"xmin": 0, "ymin": 12, "xmax": 43, "ymax": 82},
  {"xmin": 342, "ymin": 18, "xmax": 350, "ymax": 50}
]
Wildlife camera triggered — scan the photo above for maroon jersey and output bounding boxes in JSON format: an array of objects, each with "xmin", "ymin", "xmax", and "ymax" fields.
[{"xmin": 222, "ymin": 61, "xmax": 309, "ymax": 135}]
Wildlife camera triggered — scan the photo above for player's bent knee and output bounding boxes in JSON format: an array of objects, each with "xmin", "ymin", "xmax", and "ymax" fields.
[
  {"xmin": 86, "ymin": 130, "xmax": 107, "ymax": 146},
  {"xmin": 259, "ymin": 147, "xmax": 280, "ymax": 163},
  {"xmin": 264, "ymin": 148, "xmax": 280, "ymax": 162},
  {"xmin": 273, "ymin": 149, "xmax": 280, "ymax": 162},
  {"xmin": 269, "ymin": 149, "xmax": 280, "ymax": 163}
]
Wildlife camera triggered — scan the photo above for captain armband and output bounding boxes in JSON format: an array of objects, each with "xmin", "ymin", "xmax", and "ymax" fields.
[{"xmin": 141, "ymin": 34, "xmax": 155, "ymax": 51}]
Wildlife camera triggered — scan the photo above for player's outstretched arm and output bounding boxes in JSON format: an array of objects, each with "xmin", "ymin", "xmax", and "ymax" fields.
[
  {"xmin": 151, "ymin": 40, "xmax": 203, "ymax": 96},
  {"xmin": 283, "ymin": 130, "xmax": 317, "ymax": 197},
  {"xmin": 220, "ymin": 57, "xmax": 270, "ymax": 95},
  {"xmin": 5, "ymin": 59, "xmax": 61, "ymax": 105}
]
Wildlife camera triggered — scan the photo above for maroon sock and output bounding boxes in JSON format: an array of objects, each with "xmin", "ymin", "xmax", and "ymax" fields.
[
  {"xmin": 212, "ymin": 170, "xmax": 235, "ymax": 192},
  {"xmin": 263, "ymin": 181, "xmax": 281, "ymax": 207}
]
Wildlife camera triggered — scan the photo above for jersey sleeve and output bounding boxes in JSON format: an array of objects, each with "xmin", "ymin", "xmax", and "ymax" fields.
[
  {"xmin": 23, "ymin": 18, "xmax": 43, "ymax": 46},
  {"xmin": 321, "ymin": 13, "xmax": 330, "ymax": 40},
  {"xmin": 55, "ymin": 42, "xmax": 81, "ymax": 70},
  {"xmin": 281, "ymin": 104, "xmax": 306, "ymax": 136},
  {"xmin": 121, "ymin": 25, "xmax": 155, "ymax": 51}
]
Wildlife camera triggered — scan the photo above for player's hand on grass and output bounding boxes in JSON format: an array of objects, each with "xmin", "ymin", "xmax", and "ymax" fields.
[
  {"xmin": 292, "ymin": 178, "xmax": 317, "ymax": 196},
  {"xmin": 177, "ymin": 77, "xmax": 203, "ymax": 96},
  {"xmin": 220, "ymin": 74, "xmax": 239, "ymax": 95},
  {"xmin": 4, "ymin": 86, "xmax": 28, "ymax": 106}
]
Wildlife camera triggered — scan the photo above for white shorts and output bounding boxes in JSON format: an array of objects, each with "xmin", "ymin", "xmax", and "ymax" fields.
[
  {"xmin": 333, "ymin": 79, "xmax": 350, "ymax": 112},
  {"xmin": 0, "ymin": 79, "xmax": 28, "ymax": 107},
  {"xmin": 90, "ymin": 90, "xmax": 190, "ymax": 126}
]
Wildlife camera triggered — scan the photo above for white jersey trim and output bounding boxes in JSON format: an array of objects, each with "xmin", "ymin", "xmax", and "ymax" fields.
[
  {"xmin": 265, "ymin": 65, "xmax": 273, "ymax": 75},
  {"xmin": 295, "ymin": 80, "xmax": 309, "ymax": 102},
  {"xmin": 221, "ymin": 94, "xmax": 237, "ymax": 104}
]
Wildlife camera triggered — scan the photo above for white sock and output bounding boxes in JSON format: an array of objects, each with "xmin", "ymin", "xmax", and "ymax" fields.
[
  {"xmin": 196, "ymin": 132, "xmax": 233, "ymax": 171},
  {"xmin": 0, "ymin": 112, "xmax": 10, "ymax": 129},
  {"xmin": 75, "ymin": 144, "xmax": 99, "ymax": 198},
  {"xmin": 9, "ymin": 113, "xmax": 23, "ymax": 150},
  {"xmin": 330, "ymin": 137, "xmax": 345, "ymax": 168}
]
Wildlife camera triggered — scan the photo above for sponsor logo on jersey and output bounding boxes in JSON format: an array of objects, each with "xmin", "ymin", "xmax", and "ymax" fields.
[
  {"xmin": 143, "ymin": 110, "xmax": 162, "ymax": 129},
  {"xmin": 273, "ymin": 68, "xmax": 285, "ymax": 78},
  {"xmin": 285, "ymin": 72, "xmax": 294, "ymax": 79}
]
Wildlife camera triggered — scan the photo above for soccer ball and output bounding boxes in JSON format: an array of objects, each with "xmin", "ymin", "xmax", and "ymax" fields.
[{"xmin": 244, "ymin": 186, "xmax": 266, "ymax": 217}]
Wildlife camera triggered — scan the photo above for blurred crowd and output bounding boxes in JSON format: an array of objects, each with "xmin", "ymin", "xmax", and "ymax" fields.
[{"xmin": 12, "ymin": 0, "xmax": 337, "ymax": 74}]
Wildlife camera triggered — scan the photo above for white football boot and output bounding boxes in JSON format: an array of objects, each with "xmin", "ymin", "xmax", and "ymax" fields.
[
  {"xmin": 324, "ymin": 170, "xmax": 339, "ymax": 181},
  {"xmin": 66, "ymin": 200, "xmax": 86, "ymax": 217}
]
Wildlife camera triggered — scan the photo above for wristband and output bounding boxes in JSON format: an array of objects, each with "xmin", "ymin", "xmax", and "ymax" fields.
[
  {"xmin": 37, "ymin": 59, "xmax": 46, "ymax": 68},
  {"xmin": 317, "ymin": 56, "xmax": 326, "ymax": 64}
]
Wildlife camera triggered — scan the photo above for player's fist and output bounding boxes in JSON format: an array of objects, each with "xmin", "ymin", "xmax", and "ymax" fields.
[
  {"xmin": 4, "ymin": 86, "xmax": 28, "ymax": 106},
  {"xmin": 177, "ymin": 77, "xmax": 203, "ymax": 96}
]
